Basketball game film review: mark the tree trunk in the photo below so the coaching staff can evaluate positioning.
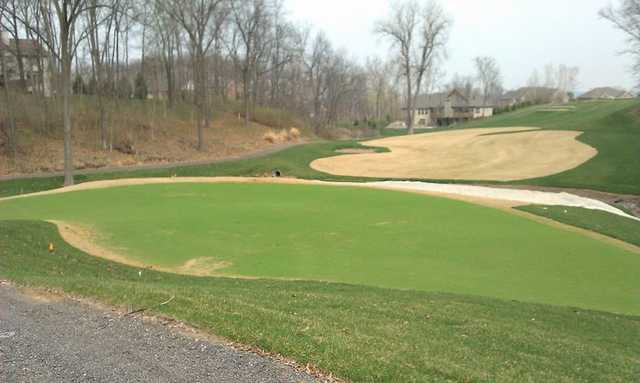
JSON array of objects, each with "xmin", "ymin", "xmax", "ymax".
[
  {"xmin": 243, "ymin": 68, "xmax": 250, "ymax": 128},
  {"xmin": 1, "ymin": 47, "xmax": 17, "ymax": 161},
  {"xmin": 61, "ymin": 30, "xmax": 74, "ymax": 186}
]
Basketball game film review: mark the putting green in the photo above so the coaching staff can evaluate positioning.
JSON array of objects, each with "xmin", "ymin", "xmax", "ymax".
[{"xmin": 1, "ymin": 182, "xmax": 638, "ymax": 314}]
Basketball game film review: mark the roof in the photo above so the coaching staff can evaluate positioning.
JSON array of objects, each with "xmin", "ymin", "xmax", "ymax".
[
  {"xmin": 414, "ymin": 89, "xmax": 492, "ymax": 108},
  {"xmin": 501, "ymin": 87, "xmax": 564, "ymax": 101},
  {"xmin": 0, "ymin": 38, "xmax": 42, "ymax": 57},
  {"xmin": 578, "ymin": 87, "xmax": 635, "ymax": 100}
]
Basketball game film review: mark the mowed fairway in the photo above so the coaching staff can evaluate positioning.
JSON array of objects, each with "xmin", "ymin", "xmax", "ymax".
[{"xmin": 1, "ymin": 182, "xmax": 639, "ymax": 314}]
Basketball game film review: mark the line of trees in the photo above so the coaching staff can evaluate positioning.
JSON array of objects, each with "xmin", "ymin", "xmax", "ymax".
[{"xmin": 0, "ymin": 0, "xmax": 405, "ymax": 184}]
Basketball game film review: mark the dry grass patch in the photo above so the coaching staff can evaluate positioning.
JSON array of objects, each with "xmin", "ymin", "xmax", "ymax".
[{"xmin": 311, "ymin": 127, "xmax": 597, "ymax": 181}]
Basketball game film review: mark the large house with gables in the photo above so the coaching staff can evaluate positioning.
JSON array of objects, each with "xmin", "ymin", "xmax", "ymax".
[
  {"xmin": 578, "ymin": 87, "xmax": 635, "ymax": 100},
  {"xmin": 499, "ymin": 87, "xmax": 569, "ymax": 107},
  {"xmin": 410, "ymin": 89, "xmax": 494, "ymax": 127}
]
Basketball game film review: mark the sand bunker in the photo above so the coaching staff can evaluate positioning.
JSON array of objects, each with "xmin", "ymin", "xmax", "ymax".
[{"xmin": 311, "ymin": 127, "xmax": 597, "ymax": 181}]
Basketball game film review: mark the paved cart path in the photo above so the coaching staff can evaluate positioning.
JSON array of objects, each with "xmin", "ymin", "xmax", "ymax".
[{"xmin": 0, "ymin": 283, "xmax": 319, "ymax": 383}]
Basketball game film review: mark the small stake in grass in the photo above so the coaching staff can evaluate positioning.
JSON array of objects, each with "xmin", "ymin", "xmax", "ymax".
[{"xmin": 47, "ymin": 242, "xmax": 55, "ymax": 254}]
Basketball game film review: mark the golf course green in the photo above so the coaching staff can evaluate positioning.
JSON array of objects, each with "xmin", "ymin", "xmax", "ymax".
[{"xmin": 1, "ymin": 182, "xmax": 638, "ymax": 315}]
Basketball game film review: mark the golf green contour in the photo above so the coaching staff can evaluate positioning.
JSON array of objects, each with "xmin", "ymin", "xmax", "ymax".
[{"xmin": 1, "ymin": 182, "xmax": 638, "ymax": 315}]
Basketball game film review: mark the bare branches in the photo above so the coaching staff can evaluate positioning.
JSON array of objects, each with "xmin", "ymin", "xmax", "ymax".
[
  {"xmin": 474, "ymin": 56, "xmax": 502, "ymax": 104},
  {"xmin": 376, "ymin": 0, "xmax": 450, "ymax": 134},
  {"xmin": 601, "ymin": 0, "xmax": 640, "ymax": 85}
]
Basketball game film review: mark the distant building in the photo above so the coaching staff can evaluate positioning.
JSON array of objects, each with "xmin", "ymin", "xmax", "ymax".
[
  {"xmin": 578, "ymin": 87, "xmax": 635, "ymax": 100},
  {"xmin": 500, "ymin": 87, "xmax": 569, "ymax": 107},
  {"xmin": 409, "ymin": 89, "xmax": 494, "ymax": 127},
  {"xmin": 0, "ymin": 32, "xmax": 50, "ymax": 96}
]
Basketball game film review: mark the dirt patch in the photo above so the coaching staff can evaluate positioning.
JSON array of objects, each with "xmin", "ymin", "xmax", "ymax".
[
  {"xmin": 176, "ymin": 257, "xmax": 233, "ymax": 276},
  {"xmin": 51, "ymin": 220, "xmax": 234, "ymax": 277},
  {"xmin": 310, "ymin": 127, "xmax": 598, "ymax": 181}
]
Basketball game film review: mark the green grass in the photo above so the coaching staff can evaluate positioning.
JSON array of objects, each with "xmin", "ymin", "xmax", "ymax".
[
  {"xmin": 1, "ymin": 182, "xmax": 639, "ymax": 315},
  {"xmin": 1, "ymin": 220, "xmax": 639, "ymax": 383},
  {"xmin": 3, "ymin": 100, "xmax": 639, "ymax": 198},
  {"xmin": 462, "ymin": 100, "xmax": 640, "ymax": 194},
  {"xmin": 517, "ymin": 205, "xmax": 640, "ymax": 248}
]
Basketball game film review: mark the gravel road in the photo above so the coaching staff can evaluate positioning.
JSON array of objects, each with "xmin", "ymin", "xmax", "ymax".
[{"xmin": 0, "ymin": 283, "xmax": 318, "ymax": 383}]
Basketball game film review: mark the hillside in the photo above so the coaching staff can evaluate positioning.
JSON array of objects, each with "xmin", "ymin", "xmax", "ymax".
[{"xmin": 0, "ymin": 95, "xmax": 313, "ymax": 176}]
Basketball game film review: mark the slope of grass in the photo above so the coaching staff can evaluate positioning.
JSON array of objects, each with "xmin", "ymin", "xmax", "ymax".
[
  {"xmin": 1, "ymin": 220, "xmax": 639, "ymax": 383},
  {"xmin": 517, "ymin": 205, "xmax": 640, "ymax": 247},
  {"xmin": 0, "ymin": 140, "xmax": 385, "ymax": 198},
  {"xmin": 1, "ymin": 183, "xmax": 639, "ymax": 315},
  {"xmin": 462, "ymin": 100, "xmax": 640, "ymax": 194}
]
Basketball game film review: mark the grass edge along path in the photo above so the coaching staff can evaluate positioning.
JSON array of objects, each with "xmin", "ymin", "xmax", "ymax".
[
  {"xmin": 1, "ymin": 220, "xmax": 639, "ymax": 383},
  {"xmin": 517, "ymin": 205, "xmax": 640, "ymax": 248}
]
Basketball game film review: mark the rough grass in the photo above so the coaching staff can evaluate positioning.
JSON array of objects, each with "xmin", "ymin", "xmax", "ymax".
[
  {"xmin": 1, "ymin": 220, "xmax": 639, "ymax": 383},
  {"xmin": 1, "ymin": 183, "xmax": 639, "ymax": 315},
  {"xmin": 461, "ymin": 100, "xmax": 640, "ymax": 195},
  {"xmin": 517, "ymin": 205, "xmax": 640, "ymax": 247}
]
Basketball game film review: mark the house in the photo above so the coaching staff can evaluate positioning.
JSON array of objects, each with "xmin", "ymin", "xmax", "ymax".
[
  {"xmin": 578, "ymin": 87, "xmax": 635, "ymax": 100},
  {"xmin": 410, "ymin": 89, "xmax": 494, "ymax": 127},
  {"xmin": 500, "ymin": 87, "xmax": 569, "ymax": 107},
  {"xmin": 0, "ymin": 32, "xmax": 50, "ymax": 96}
]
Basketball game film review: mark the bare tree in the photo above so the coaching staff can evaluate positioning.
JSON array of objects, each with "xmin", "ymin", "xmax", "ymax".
[
  {"xmin": 304, "ymin": 32, "xmax": 331, "ymax": 131},
  {"xmin": 160, "ymin": 0, "xmax": 226, "ymax": 151},
  {"xmin": 232, "ymin": 0, "xmax": 269, "ymax": 128},
  {"xmin": 474, "ymin": 56, "xmax": 502, "ymax": 103},
  {"xmin": 600, "ymin": 0, "xmax": 640, "ymax": 85},
  {"xmin": 556, "ymin": 64, "xmax": 579, "ymax": 94},
  {"xmin": 48, "ymin": 0, "xmax": 91, "ymax": 186},
  {"xmin": 0, "ymin": 7, "xmax": 17, "ymax": 160},
  {"xmin": 447, "ymin": 73, "xmax": 476, "ymax": 99},
  {"xmin": 527, "ymin": 69, "xmax": 541, "ymax": 87},
  {"xmin": 376, "ymin": 0, "xmax": 450, "ymax": 134}
]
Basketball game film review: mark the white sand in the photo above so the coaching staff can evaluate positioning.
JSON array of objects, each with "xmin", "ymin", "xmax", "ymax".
[{"xmin": 371, "ymin": 181, "xmax": 639, "ymax": 221}]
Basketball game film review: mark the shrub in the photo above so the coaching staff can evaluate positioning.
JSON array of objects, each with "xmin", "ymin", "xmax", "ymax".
[{"xmin": 134, "ymin": 72, "xmax": 148, "ymax": 100}]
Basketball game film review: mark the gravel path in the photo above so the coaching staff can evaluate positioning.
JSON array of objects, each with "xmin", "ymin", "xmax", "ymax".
[{"xmin": 0, "ymin": 283, "xmax": 319, "ymax": 383}]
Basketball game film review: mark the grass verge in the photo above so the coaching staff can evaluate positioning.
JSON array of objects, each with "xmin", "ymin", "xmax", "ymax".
[
  {"xmin": 1, "ymin": 220, "xmax": 639, "ymax": 383},
  {"xmin": 517, "ymin": 205, "xmax": 640, "ymax": 247}
]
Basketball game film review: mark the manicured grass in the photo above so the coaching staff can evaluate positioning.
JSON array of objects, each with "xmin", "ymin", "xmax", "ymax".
[
  {"xmin": 1, "ymin": 220, "xmax": 639, "ymax": 383},
  {"xmin": 1, "ymin": 182, "xmax": 639, "ymax": 315},
  {"xmin": 462, "ymin": 100, "xmax": 640, "ymax": 195},
  {"xmin": 518, "ymin": 205, "xmax": 640, "ymax": 247}
]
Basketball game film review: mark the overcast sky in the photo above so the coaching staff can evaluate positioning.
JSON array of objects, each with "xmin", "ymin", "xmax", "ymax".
[{"xmin": 285, "ymin": 0, "xmax": 635, "ymax": 92}]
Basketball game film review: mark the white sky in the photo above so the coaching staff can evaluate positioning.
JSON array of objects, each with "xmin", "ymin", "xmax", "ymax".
[{"xmin": 285, "ymin": 0, "xmax": 636, "ymax": 91}]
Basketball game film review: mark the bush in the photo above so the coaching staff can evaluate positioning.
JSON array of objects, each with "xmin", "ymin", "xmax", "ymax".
[
  {"xmin": 72, "ymin": 74, "xmax": 85, "ymax": 95},
  {"xmin": 116, "ymin": 76, "xmax": 132, "ymax": 99},
  {"xmin": 134, "ymin": 72, "xmax": 148, "ymax": 100}
]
